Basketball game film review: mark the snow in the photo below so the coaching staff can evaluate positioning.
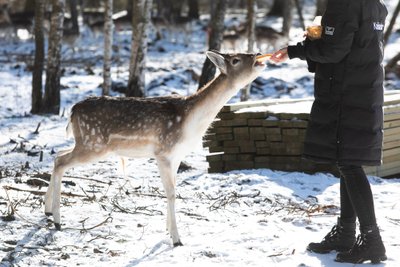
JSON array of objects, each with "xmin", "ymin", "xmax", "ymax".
[{"xmin": 1, "ymin": 2, "xmax": 400, "ymax": 266}]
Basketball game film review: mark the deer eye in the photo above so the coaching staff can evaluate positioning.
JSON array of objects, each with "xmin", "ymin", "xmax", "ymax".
[{"xmin": 231, "ymin": 58, "xmax": 241, "ymax": 65}]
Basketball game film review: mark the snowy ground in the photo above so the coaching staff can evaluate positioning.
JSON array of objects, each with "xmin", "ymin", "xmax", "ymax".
[{"xmin": 1, "ymin": 2, "xmax": 400, "ymax": 266}]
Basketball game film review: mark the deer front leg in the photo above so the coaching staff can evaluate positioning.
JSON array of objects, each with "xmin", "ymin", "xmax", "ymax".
[
  {"xmin": 44, "ymin": 163, "xmax": 64, "ymax": 230},
  {"xmin": 44, "ymin": 174, "xmax": 54, "ymax": 216},
  {"xmin": 44, "ymin": 148, "xmax": 72, "ymax": 218},
  {"xmin": 156, "ymin": 156, "xmax": 183, "ymax": 247},
  {"xmin": 46, "ymin": 148, "xmax": 84, "ymax": 230}
]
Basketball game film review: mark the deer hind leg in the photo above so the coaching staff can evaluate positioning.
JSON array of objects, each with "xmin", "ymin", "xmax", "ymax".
[{"xmin": 156, "ymin": 156, "xmax": 182, "ymax": 247}]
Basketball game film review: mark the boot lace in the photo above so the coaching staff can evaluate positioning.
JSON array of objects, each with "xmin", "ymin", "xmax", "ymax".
[
  {"xmin": 351, "ymin": 234, "xmax": 367, "ymax": 252},
  {"xmin": 322, "ymin": 225, "xmax": 341, "ymax": 243}
]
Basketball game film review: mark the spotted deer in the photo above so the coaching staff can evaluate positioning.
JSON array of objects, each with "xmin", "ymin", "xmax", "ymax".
[{"xmin": 44, "ymin": 51, "xmax": 266, "ymax": 246}]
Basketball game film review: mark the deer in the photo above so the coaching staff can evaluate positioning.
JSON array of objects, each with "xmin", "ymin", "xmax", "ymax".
[{"xmin": 44, "ymin": 51, "xmax": 266, "ymax": 247}]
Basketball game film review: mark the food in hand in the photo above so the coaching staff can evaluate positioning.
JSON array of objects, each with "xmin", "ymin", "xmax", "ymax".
[
  {"xmin": 307, "ymin": 25, "xmax": 322, "ymax": 40},
  {"xmin": 256, "ymin": 53, "xmax": 272, "ymax": 62}
]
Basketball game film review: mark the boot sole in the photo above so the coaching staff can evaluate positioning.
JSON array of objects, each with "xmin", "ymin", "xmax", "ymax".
[
  {"xmin": 307, "ymin": 246, "xmax": 352, "ymax": 254},
  {"xmin": 371, "ymin": 255, "xmax": 387, "ymax": 264},
  {"xmin": 335, "ymin": 254, "xmax": 387, "ymax": 264}
]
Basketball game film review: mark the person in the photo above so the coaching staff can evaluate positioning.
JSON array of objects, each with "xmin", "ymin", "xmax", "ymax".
[{"xmin": 270, "ymin": 0, "xmax": 388, "ymax": 264}]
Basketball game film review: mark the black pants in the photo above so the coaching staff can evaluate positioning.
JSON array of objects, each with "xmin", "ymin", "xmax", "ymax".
[{"xmin": 338, "ymin": 165, "xmax": 377, "ymax": 227}]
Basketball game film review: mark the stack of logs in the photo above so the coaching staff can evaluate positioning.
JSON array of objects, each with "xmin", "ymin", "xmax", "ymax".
[{"xmin": 204, "ymin": 93, "xmax": 400, "ymax": 177}]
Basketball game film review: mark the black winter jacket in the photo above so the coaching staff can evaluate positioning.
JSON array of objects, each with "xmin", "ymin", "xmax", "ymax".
[{"xmin": 288, "ymin": 0, "xmax": 388, "ymax": 166}]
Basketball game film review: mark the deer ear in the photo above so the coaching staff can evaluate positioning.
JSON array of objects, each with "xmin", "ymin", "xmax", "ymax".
[{"xmin": 206, "ymin": 51, "xmax": 227, "ymax": 74}]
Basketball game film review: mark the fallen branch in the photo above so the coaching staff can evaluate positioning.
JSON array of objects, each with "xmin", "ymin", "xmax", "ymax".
[
  {"xmin": 3, "ymin": 185, "xmax": 86, "ymax": 198},
  {"xmin": 209, "ymin": 190, "xmax": 260, "ymax": 211},
  {"xmin": 63, "ymin": 216, "xmax": 113, "ymax": 233},
  {"xmin": 64, "ymin": 175, "xmax": 112, "ymax": 185},
  {"xmin": 111, "ymin": 198, "xmax": 163, "ymax": 216}
]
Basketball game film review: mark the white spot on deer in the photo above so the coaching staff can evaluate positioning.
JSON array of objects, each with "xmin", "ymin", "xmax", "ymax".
[
  {"xmin": 91, "ymin": 128, "xmax": 96, "ymax": 136},
  {"xmin": 167, "ymin": 121, "xmax": 173, "ymax": 128},
  {"xmin": 83, "ymin": 135, "xmax": 90, "ymax": 144},
  {"xmin": 176, "ymin": 116, "xmax": 182, "ymax": 123}
]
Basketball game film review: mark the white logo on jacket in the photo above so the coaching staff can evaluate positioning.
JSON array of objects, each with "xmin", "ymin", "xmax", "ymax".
[
  {"xmin": 325, "ymin": 26, "xmax": 335, "ymax": 36},
  {"xmin": 373, "ymin": 22, "xmax": 384, "ymax": 31}
]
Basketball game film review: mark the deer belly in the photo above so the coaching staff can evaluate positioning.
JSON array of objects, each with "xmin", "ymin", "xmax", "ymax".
[{"xmin": 108, "ymin": 134, "xmax": 157, "ymax": 158}]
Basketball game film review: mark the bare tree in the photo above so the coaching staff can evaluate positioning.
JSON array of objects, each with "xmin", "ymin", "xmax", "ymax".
[
  {"xmin": 0, "ymin": 0, "xmax": 11, "ymax": 26},
  {"xmin": 282, "ymin": 0, "xmax": 293, "ymax": 37},
  {"xmin": 384, "ymin": 0, "xmax": 400, "ymax": 46},
  {"xmin": 43, "ymin": 0, "xmax": 65, "ymax": 114},
  {"xmin": 267, "ymin": 0, "xmax": 293, "ymax": 37},
  {"xmin": 68, "ymin": 0, "xmax": 79, "ymax": 34},
  {"xmin": 188, "ymin": 0, "xmax": 199, "ymax": 20},
  {"xmin": 126, "ymin": 0, "xmax": 153, "ymax": 97},
  {"xmin": 267, "ymin": 0, "xmax": 284, "ymax": 16},
  {"xmin": 240, "ymin": 0, "xmax": 256, "ymax": 101},
  {"xmin": 294, "ymin": 0, "xmax": 305, "ymax": 30},
  {"xmin": 198, "ymin": 0, "xmax": 227, "ymax": 89},
  {"xmin": 171, "ymin": 0, "xmax": 184, "ymax": 21},
  {"xmin": 31, "ymin": 0, "xmax": 46, "ymax": 114},
  {"xmin": 103, "ymin": 0, "xmax": 113, "ymax": 96}
]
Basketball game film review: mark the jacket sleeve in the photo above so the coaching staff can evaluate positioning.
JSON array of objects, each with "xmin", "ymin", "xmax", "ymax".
[{"xmin": 288, "ymin": 0, "xmax": 360, "ymax": 64}]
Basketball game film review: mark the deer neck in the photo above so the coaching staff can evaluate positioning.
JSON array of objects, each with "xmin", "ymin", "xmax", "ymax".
[{"xmin": 184, "ymin": 74, "xmax": 239, "ymax": 136}]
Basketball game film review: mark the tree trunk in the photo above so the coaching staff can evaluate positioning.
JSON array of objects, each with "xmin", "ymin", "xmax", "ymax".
[
  {"xmin": 267, "ymin": 0, "xmax": 284, "ymax": 16},
  {"xmin": 198, "ymin": 0, "xmax": 227, "ymax": 89},
  {"xmin": 240, "ymin": 0, "xmax": 256, "ymax": 102},
  {"xmin": 316, "ymin": 0, "xmax": 328, "ymax": 16},
  {"xmin": 171, "ymin": 0, "xmax": 184, "ymax": 21},
  {"xmin": 126, "ymin": 0, "xmax": 153, "ymax": 97},
  {"xmin": 157, "ymin": 0, "xmax": 173, "ymax": 22},
  {"xmin": 282, "ymin": 0, "xmax": 293, "ymax": 36},
  {"xmin": 384, "ymin": 0, "xmax": 400, "ymax": 46},
  {"xmin": 69, "ymin": 0, "xmax": 80, "ymax": 34},
  {"xmin": 43, "ymin": 0, "xmax": 65, "ymax": 115},
  {"xmin": 31, "ymin": 0, "xmax": 45, "ymax": 114},
  {"xmin": 385, "ymin": 51, "xmax": 400, "ymax": 72},
  {"xmin": 294, "ymin": 0, "xmax": 305, "ymax": 31},
  {"xmin": 188, "ymin": 0, "xmax": 199, "ymax": 20},
  {"xmin": 103, "ymin": 0, "xmax": 113, "ymax": 96}
]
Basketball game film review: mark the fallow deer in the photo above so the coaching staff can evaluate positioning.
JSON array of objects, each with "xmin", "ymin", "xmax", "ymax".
[{"xmin": 44, "ymin": 51, "xmax": 266, "ymax": 246}]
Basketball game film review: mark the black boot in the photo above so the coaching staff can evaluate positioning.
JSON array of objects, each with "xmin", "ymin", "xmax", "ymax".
[
  {"xmin": 307, "ymin": 217, "xmax": 356, "ymax": 254},
  {"xmin": 335, "ymin": 225, "xmax": 387, "ymax": 264}
]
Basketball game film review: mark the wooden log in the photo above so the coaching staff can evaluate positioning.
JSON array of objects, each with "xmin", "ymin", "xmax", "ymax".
[
  {"xmin": 206, "ymin": 154, "xmax": 222, "ymax": 162},
  {"xmin": 249, "ymin": 127, "xmax": 266, "ymax": 140},
  {"xmin": 222, "ymin": 154, "xmax": 237, "ymax": 161},
  {"xmin": 224, "ymin": 147, "xmax": 240, "ymax": 154},
  {"xmin": 212, "ymin": 127, "xmax": 233, "ymax": 134},
  {"xmin": 215, "ymin": 118, "xmax": 248, "ymax": 127},
  {"xmin": 233, "ymin": 127, "xmax": 250, "ymax": 140},
  {"xmin": 384, "ymin": 119, "xmax": 400, "ymax": 129},
  {"xmin": 248, "ymin": 119, "xmax": 264, "ymax": 126},
  {"xmin": 383, "ymin": 139, "xmax": 400, "ymax": 150},
  {"xmin": 384, "ymin": 113, "xmax": 400, "ymax": 122},
  {"xmin": 384, "ymin": 126, "xmax": 400, "ymax": 137},
  {"xmin": 216, "ymin": 133, "xmax": 233, "ymax": 141}
]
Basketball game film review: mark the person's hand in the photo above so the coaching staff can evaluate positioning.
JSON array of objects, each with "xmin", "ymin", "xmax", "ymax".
[{"xmin": 270, "ymin": 48, "xmax": 289, "ymax": 63}]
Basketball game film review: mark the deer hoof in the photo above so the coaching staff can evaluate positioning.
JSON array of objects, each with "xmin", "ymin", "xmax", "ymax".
[
  {"xmin": 173, "ymin": 240, "xmax": 183, "ymax": 247},
  {"xmin": 45, "ymin": 212, "xmax": 53, "ymax": 217},
  {"xmin": 54, "ymin": 223, "xmax": 61, "ymax": 231}
]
